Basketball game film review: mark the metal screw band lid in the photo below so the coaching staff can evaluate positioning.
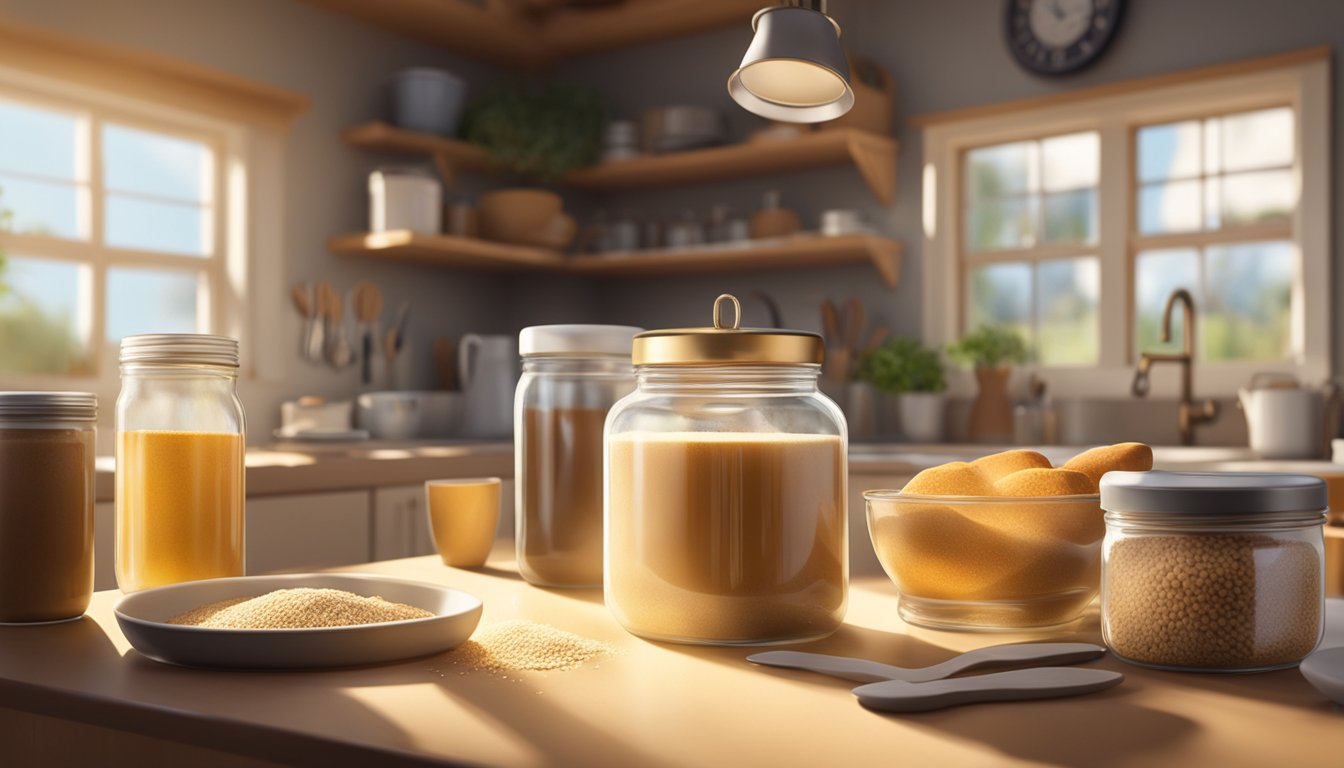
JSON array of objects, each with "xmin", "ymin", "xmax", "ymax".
[
  {"xmin": 120, "ymin": 334, "xmax": 240, "ymax": 368},
  {"xmin": 0, "ymin": 391, "xmax": 97, "ymax": 420},
  {"xmin": 632, "ymin": 293, "xmax": 824, "ymax": 366}
]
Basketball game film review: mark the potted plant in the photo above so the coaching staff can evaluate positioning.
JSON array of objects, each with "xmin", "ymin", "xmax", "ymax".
[
  {"xmin": 461, "ymin": 82, "xmax": 604, "ymax": 182},
  {"xmin": 858, "ymin": 338, "xmax": 948, "ymax": 442},
  {"xmin": 946, "ymin": 326, "xmax": 1028, "ymax": 442}
]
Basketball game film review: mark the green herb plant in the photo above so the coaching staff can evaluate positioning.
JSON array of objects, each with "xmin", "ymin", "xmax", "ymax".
[
  {"xmin": 462, "ymin": 82, "xmax": 604, "ymax": 182},
  {"xmin": 859, "ymin": 338, "xmax": 946, "ymax": 394},
  {"xmin": 946, "ymin": 325, "xmax": 1029, "ymax": 369}
]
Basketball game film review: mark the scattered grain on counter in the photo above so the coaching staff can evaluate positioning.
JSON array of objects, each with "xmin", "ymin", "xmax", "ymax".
[
  {"xmin": 1105, "ymin": 535, "xmax": 1322, "ymax": 669},
  {"xmin": 168, "ymin": 588, "xmax": 434, "ymax": 629},
  {"xmin": 451, "ymin": 620, "xmax": 611, "ymax": 673}
]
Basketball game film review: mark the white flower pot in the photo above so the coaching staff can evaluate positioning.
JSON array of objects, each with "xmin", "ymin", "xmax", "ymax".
[{"xmin": 899, "ymin": 392, "xmax": 947, "ymax": 443}]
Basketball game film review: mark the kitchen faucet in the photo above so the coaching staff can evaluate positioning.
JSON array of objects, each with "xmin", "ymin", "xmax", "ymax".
[{"xmin": 1131, "ymin": 288, "xmax": 1219, "ymax": 446}]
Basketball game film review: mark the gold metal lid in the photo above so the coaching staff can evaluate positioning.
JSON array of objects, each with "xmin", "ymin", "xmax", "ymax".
[{"xmin": 632, "ymin": 294, "xmax": 824, "ymax": 366}]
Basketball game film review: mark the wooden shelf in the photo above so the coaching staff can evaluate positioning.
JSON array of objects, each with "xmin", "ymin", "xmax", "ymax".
[
  {"xmin": 343, "ymin": 122, "xmax": 899, "ymax": 204},
  {"xmin": 571, "ymin": 235, "xmax": 902, "ymax": 287},
  {"xmin": 301, "ymin": 0, "xmax": 762, "ymax": 69},
  {"xmin": 566, "ymin": 129, "xmax": 898, "ymax": 204},
  {"xmin": 328, "ymin": 231, "xmax": 566, "ymax": 271},
  {"xmin": 330, "ymin": 231, "xmax": 902, "ymax": 288}
]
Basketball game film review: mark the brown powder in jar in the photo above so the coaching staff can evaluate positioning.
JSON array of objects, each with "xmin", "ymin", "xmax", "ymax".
[
  {"xmin": 168, "ymin": 588, "xmax": 434, "ymax": 629},
  {"xmin": 606, "ymin": 432, "xmax": 846, "ymax": 643},
  {"xmin": 0, "ymin": 428, "xmax": 95, "ymax": 624},
  {"xmin": 1105, "ymin": 534, "xmax": 1322, "ymax": 669},
  {"xmin": 519, "ymin": 407, "xmax": 607, "ymax": 587},
  {"xmin": 450, "ymin": 620, "xmax": 612, "ymax": 672}
]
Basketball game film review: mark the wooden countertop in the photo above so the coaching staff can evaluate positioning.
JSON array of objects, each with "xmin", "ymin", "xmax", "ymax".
[
  {"xmin": 94, "ymin": 440, "xmax": 514, "ymax": 501},
  {"xmin": 0, "ymin": 551, "xmax": 1339, "ymax": 767}
]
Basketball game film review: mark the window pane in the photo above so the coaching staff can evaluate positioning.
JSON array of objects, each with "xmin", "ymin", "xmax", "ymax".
[
  {"xmin": 1137, "ymin": 120, "xmax": 1201, "ymax": 182},
  {"xmin": 1138, "ymin": 180, "xmax": 1201, "ymax": 234},
  {"xmin": 1202, "ymin": 241, "xmax": 1293, "ymax": 361},
  {"xmin": 968, "ymin": 262, "xmax": 1033, "ymax": 347},
  {"xmin": 1219, "ymin": 169, "xmax": 1294, "ymax": 228},
  {"xmin": 103, "ymin": 124, "xmax": 212, "ymax": 203},
  {"xmin": 1220, "ymin": 107, "xmax": 1293, "ymax": 173},
  {"xmin": 106, "ymin": 267, "xmax": 201, "ymax": 340},
  {"xmin": 1135, "ymin": 248, "xmax": 1199, "ymax": 357},
  {"xmin": 105, "ymin": 195, "xmax": 210, "ymax": 256},
  {"xmin": 0, "ymin": 175, "xmax": 84, "ymax": 238},
  {"xmin": 1042, "ymin": 189, "xmax": 1096, "ymax": 244},
  {"xmin": 966, "ymin": 196, "xmax": 1037, "ymax": 251},
  {"xmin": 1042, "ymin": 132, "xmax": 1098, "ymax": 191},
  {"xmin": 966, "ymin": 141, "xmax": 1038, "ymax": 199},
  {"xmin": 0, "ymin": 99, "xmax": 81, "ymax": 181},
  {"xmin": 0, "ymin": 255, "xmax": 92, "ymax": 375},
  {"xmin": 1037, "ymin": 257, "xmax": 1099, "ymax": 366}
]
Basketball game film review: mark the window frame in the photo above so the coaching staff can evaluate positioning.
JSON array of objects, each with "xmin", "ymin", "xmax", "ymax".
[
  {"xmin": 0, "ymin": 61, "xmax": 280, "ymax": 395},
  {"xmin": 920, "ymin": 52, "xmax": 1330, "ymax": 399}
]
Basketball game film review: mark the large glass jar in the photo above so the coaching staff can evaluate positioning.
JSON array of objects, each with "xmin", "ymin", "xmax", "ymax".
[
  {"xmin": 515, "ymin": 324, "xmax": 641, "ymax": 588},
  {"xmin": 1101, "ymin": 471, "xmax": 1326, "ymax": 672},
  {"xmin": 0, "ymin": 392, "xmax": 96, "ymax": 623},
  {"xmin": 605, "ymin": 294, "xmax": 848, "ymax": 645},
  {"xmin": 116, "ymin": 335, "xmax": 245, "ymax": 592}
]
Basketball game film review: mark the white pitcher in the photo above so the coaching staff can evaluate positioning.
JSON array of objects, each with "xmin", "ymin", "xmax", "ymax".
[
  {"xmin": 459, "ymin": 334, "xmax": 518, "ymax": 438},
  {"xmin": 1237, "ymin": 373, "xmax": 1334, "ymax": 459}
]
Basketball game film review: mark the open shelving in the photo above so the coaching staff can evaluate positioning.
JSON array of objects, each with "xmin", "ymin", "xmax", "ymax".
[
  {"xmin": 343, "ymin": 121, "xmax": 898, "ymax": 203},
  {"xmin": 330, "ymin": 231, "xmax": 903, "ymax": 288}
]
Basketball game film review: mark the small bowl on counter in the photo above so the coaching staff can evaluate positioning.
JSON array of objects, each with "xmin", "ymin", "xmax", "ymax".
[
  {"xmin": 865, "ymin": 491, "xmax": 1104, "ymax": 631},
  {"xmin": 356, "ymin": 391, "xmax": 463, "ymax": 440}
]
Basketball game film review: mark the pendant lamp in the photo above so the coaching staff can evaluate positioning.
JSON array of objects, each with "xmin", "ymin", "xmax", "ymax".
[{"xmin": 727, "ymin": 0, "xmax": 853, "ymax": 123}]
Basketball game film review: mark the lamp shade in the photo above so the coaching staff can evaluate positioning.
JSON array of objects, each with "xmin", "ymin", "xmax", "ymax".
[{"xmin": 727, "ymin": 4, "xmax": 853, "ymax": 123}]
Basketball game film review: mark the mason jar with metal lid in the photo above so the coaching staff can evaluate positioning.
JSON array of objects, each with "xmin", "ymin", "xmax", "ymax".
[
  {"xmin": 514, "ymin": 324, "xmax": 642, "ymax": 588},
  {"xmin": 0, "ymin": 392, "xmax": 97, "ymax": 624},
  {"xmin": 116, "ymin": 334, "xmax": 245, "ymax": 592},
  {"xmin": 604, "ymin": 294, "xmax": 848, "ymax": 645},
  {"xmin": 1100, "ymin": 471, "xmax": 1327, "ymax": 672}
]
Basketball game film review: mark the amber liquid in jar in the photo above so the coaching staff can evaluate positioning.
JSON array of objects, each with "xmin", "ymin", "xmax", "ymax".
[
  {"xmin": 116, "ymin": 430, "xmax": 244, "ymax": 591},
  {"xmin": 606, "ymin": 432, "xmax": 847, "ymax": 644}
]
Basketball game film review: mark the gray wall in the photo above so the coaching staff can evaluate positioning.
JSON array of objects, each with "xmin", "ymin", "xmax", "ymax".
[{"xmin": 557, "ymin": 0, "xmax": 1342, "ymax": 373}]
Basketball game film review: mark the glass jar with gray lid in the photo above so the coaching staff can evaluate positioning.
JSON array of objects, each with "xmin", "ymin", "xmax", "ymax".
[
  {"xmin": 1100, "ymin": 471, "xmax": 1326, "ymax": 672},
  {"xmin": 0, "ymin": 391, "xmax": 97, "ymax": 624}
]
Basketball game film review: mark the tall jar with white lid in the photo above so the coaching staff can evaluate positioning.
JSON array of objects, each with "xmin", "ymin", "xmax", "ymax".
[
  {"xmin": 1100, "ymin": 471, "xmax": 1326, "ymax": 672},
  {"xmin": 515, "ymin": 324, "xmax": 642, "ymax": 588},
  {"xmin": 116, "ymin": 334, "xmax": 245, "ymax": 592},
  {"xmin": 605, "ymin": 294, "xmax": 848, "ymax": 645}
]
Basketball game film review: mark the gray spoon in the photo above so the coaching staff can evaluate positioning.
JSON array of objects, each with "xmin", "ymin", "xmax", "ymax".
[
  {"xmin": 747, "ymin": 642, "xmax": 1106, "ymax": 684},
  {"xmin": 853, "ymin": 667, "xmax": 1124, "ymax": 713}
]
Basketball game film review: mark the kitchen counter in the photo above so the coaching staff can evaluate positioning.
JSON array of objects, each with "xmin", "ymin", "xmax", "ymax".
[
  {"xmin": 1, "ymin": 550, "xmax": 1339, "ymax": 767},
  {"xmin": 93, "ymin": 440, "xmax": 514, "ymax": 501}
]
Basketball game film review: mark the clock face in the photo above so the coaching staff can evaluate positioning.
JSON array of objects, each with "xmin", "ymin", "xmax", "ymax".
[{"xmin": 1006, "ymin": 0, "xmax": 1125, "ymax": 75}]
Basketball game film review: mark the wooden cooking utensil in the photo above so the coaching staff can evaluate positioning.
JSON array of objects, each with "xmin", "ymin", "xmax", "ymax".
[
  {"xmin": 820, "ymin": 300, "xmax": 841, "ymax": 346},
  {"xmin": 843, "ymin": 297, "xmax": 865, "ymax": 357},
  {"xmin": 863, "ymin": 326, "xmax": 890, "ymax": 354},
  {"xmin": 434, "ymin": 337, "xmax": 458, "ymax": 391}
]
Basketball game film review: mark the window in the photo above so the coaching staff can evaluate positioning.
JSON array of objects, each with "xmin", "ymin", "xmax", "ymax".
[
  {"xmin": 1134, "ymin": 107, "xmax": 1295, "ymax": 361},
  {"xmin": 963, "ymin": 132, "xmax": 1101, "ymax": 366},
  {"xmin": 0, "ymin": 92, "xmax": 220, "ymax": 376},
  {"xmin": 921, "ymin": 50, "xmax": 1330, "ymax": 396}
]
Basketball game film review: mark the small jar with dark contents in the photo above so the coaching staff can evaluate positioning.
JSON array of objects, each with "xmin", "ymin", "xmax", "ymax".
[{"xmin": 0, "ymin": 392, "xmax": 97, "ymax": 624}]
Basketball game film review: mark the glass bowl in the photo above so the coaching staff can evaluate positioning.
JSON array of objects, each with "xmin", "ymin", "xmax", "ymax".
[{"xmin": 864, "ymin": 491, "xmax": 1104, "ymax": 630}]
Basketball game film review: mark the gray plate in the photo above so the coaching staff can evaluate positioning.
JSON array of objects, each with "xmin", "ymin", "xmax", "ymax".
[{"xmin": 114, "ymin": 573, "xmax": 482, "ymax": 670}]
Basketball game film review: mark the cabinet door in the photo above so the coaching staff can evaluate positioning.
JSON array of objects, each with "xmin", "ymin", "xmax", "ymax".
[
  {"xmin": 94, "ymin": 502, "xmax": 116, "ymax": 592},
  {"xmin": 372, "ymin": 485, "xmax": 436, "ymax": 562},
  {"xmin": 246, "ymin": 491, "xmax": 370, "ymax": 575}
]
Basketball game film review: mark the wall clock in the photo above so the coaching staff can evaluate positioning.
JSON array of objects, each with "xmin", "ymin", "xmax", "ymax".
[{"xmin": 1005, "ymin": 0, "xmax": 1125, "ymax": 76}]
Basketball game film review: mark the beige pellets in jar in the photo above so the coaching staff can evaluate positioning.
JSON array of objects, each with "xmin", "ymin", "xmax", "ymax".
[{"xmin": 1100, "ymin": 471, "xmax": 1327, "ymax": 673}]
